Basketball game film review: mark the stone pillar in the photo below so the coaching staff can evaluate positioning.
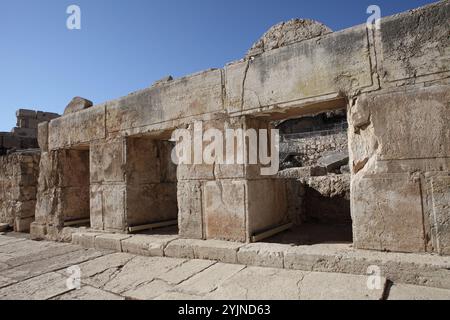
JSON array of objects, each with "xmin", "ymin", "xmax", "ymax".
[
  {"xmin": 177, "ymin": 116, "xmax": 288, "ymax": 243},
  {"xmin": 349, "ymin": 85, "xmax": 450, "ymax": 254},
  {"xmin": 90, "ymin": 137, "xmax": 127, "ymax": 232}
]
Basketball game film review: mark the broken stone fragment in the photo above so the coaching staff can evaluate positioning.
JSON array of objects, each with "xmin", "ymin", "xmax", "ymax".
[
  {"xmin": 317, "ymin": 151, "xmax": 349, "ymax": 172},
  {"xmin": 246, "ymin": 19, "xmax": 332, "ymax": 59},
  {"xmin": 64, "ymin": 97, "xmax": 93, "ymax": 115}
]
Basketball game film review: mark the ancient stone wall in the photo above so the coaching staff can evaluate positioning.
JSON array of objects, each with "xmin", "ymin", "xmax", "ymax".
[
  {"xmin": 30, "ymin": 1, "xmax": 450, "ymax": 255},
  {"xmin": 0, "ymin": 151, "xmax": 40, "ymax": 232}
]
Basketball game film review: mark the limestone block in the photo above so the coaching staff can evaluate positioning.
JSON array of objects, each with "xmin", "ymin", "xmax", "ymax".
[
  {"xmin": 164, "ymin": 239, "xmax": 196, "ymax": 259},
  {"xmin": 125, "ymin": 137, "xmax": 161, "ymax": 185},
  {"xmin": 204, "ymin": 180, "xmax": 247, "ymax": 242},
  {"xmin": 246, "ymin": 19, "xmax": 332, "ymax": 58},
  {"xmin": 106, "ymin": 69, "xmax": 224, "ymax": 133},
  {"xmin": 89, "ymin": 184, "xmax": 103, "ymax": 230},
  {"xmin": 193, "ymin": 239, "xmax": 244, "ymax": 264},
  {"xmin": 29, "ymin": 222, "xmax": 47, "ymax": 240},
  {"xmin": 14, "ymin": 217, "xmax": 34, "ymax": 232},
  {"xmin": 12, "ymin": 127, "xmax": 36, "ymax": 138},
  {"xmin": 370, "ymin": 86, "xmax": 450, "ymax": 161},
  {"xmin": 317, "ymin": 151, "xmax": 349, "ymax": 172},
  {"xmin": 48, "ymin": 104, "xmax": 106, "ymax": 150},
  {"xmin": 178, "ymin": 181, "xmax": 204, "ymax": 240},
  {"xmin": 431, "ymin": 176, "xmax": 450, "ymax": 256},
  {"xmin": 237, "ymin": 243, "xmax": 292, "ymax": 268},
  {"xmin": 126, "ymin": 183, "xmax": 178, "ymax": 227},
  {"xmin": 37, "ymin": 122, "xmax": 48, "ymax": 152},
  {"xmin": 94, "ymin": 234, "xmax": 131, "ymax": 252},
  {"xmin": 380, "ymin": 1, "xmax": 450, "ymax": 83},
  {"xmin": 225, "ymin": 25, "xmax": 373, "ymax": 112},
  {"xmin": 90, "ymin": 138, "xmax": 126, "ymax": 183},
  {"xmin": 121, "ymin": 234, "xmax": 178, "ymax": 257},
  {"xmin": 102, "ymin": 184, "xmax": 127, "ymax": 231},
  {"xmin": 64, "ymin": 97, "xmax": 93, "ymax": 115},
  {"xmin": 352, "ymin": 174, "xmax": 426, "ymax": 253}
]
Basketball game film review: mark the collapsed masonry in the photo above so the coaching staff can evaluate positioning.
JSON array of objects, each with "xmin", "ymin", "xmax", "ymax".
[
  {"xmin": 0, "ymin": 110, "xmax": 59, "ymax": 232},
  {"xmin": 1, "ymin": 2, "xmax": 447, "ymax": 256}
]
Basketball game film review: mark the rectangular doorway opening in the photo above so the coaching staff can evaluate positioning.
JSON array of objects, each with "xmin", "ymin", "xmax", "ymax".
[
  {"xmin": 268, "ymin": 108, "xmax": 352, "ymax": 245},
  {"xmin": 62, "ymin": 147, "xmax": 91, "ymax": 228},
  {"xmin": 126, "ymin": 134, "xmax": 178, "ymax": 235}
]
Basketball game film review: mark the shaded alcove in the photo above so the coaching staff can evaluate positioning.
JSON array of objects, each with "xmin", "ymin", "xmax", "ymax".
[{"xmin": 125, "ymin": 135, "xmax": 178, "ymax": 234}]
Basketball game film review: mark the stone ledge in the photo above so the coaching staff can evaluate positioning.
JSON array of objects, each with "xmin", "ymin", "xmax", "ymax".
[{"xmin": 71, "ymin": 231, "xmax": 450, "ymax": 289}]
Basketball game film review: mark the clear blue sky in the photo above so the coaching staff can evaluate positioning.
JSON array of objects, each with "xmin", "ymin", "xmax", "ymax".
[{"xmin": 0, "ymin": 0, "xmax": 437, "ymax": 131}]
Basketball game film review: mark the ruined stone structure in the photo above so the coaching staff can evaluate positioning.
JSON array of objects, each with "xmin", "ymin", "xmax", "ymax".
[
  {"xmin": 26, "ymin": 2, "xmax": 449, "ymax": 256},
  {"xmin": 0, "ymin": 109, "xmax": 59, "ymax": 155},
  {"xmin": 0, "ymin": 110, "xmax": 59, "ymax": 232}
]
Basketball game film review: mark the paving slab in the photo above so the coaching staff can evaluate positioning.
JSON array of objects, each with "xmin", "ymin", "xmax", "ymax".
[
  {"xmin": 387, "ymin": 283, "xmax": 450, "ymax": 300},
  {"xmin": 158, "ymin": 259, "xmax": 216, "ymax": 285},
  {"xmin": 63, "ymin": 252, "xmax": 136, "ymax": 288},
  {"xmin": 0, "ymin": 275, "xmax": 17, "ymax": 289},
  {"xmin": 52, "ymin": 285, "xmax": 125, "ymax": 300},
  {"xmin": 175, "ymin": 263, "xmax": 246, "ymax": 296},
  {"xmin": 101, "ymin": 256, "xmax": 186, "ymax": 294},
  {"xmin": 298, "ymin": 272, "xmax": 386, "ymax": 300},
  {"xmin": 0, "ymin": 272, "xmax": 72, "ymax": 300},
  {"xmin": 207, "ymin": 266, "xmax": 306, "ymax": 300},
  {"xmin": 0, "ymin": 248, "xmax": 108, "ymax": 281},
  {"xmin": 0, "ymin": 235, "xmax": 26, "ymax": 248}
]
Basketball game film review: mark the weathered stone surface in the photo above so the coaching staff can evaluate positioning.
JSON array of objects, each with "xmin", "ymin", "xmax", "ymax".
[
  {"xmin": 52, "ymin": 285, "xmax": 125, "ymax": 300},
  {"xmin": 0, "ymin": 224, "xmax": 9, "ymax": 232},
  {"xmin": 175, "ymin": 263, "xmax": 245, "ymax": 296},
  {"xmin": 0, "ymin": 248, "xmax": 106, "ymax": 281},
  {"xmin": 94, "ymin": 234, "xmax": 131, "ymax": 252},
  {"xmin": 317, "ymin": 151, "xmax": 349, "ymax": 172},
  {"xmin": 237, "ymin": 243, "xmax": 292, "ymax": 268},
  {"xmin": 352, "ymin": 174, "xmax": 426, "ymax": 253},
  {"xmin": 48, "ymin": 104, "xmax": 106, "ymax": 150},
  {"xmin": 193, "ymin": 240, "xmax": 244, "ymax": 264},
  {"xmin": 431, "ymin": 176, "xmax": 450, "ymax": 256},
  {"xmin": 121, "ymin": 234, "xmax": 178, "ymax": 257},
  {"xmin": 204, "ymin": 180, "xmax": 247, "ymax": 242},
  {"xmin": 106, "ymin": 69, "xmax": 224, "ymax": 134},
  {"xmin": 64, "ymin": 97, "xmax": 93, "ymax": 115},
  {"xmin": 246, "ymin": 19, "xmax": 332, "ymax": 58},
  {"xmin": 298, "ymin": 272, "xmax": 386, "ymax": 300},
  {"xmin": 207, "ymin": 266, "xmax": 306, "ymax": 300},
  {"xmin": 165, "ymin": 239, "xmax": 196, "ymax": 259},
  {"xmin": 178, "ymin": 181, "xmax": 204, "ymax": 240},
  {"xmin": 0, "ymin": 272, "xmax": 71, "ymax": 300},
  {"xmin": 388, "ymin": 283, "xmax": 450, "ymax": 300},
  {"xmin": 158, "ymin": 259, "xmax": 215, "ymax": 285},
  {"xmin": 380, "ymin": 1, "xmax": 450, "ymax": 84}
]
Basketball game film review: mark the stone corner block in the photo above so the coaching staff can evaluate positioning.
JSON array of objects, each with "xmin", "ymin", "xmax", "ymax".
[
  {"xmin": 94, "ymin": 233, "xmax": 132, "ymax": 252},
  {"xmin": 121, "ymin": 235, "xmax": 179, "ymax": 257},
  {"xmin": 237, "ymin": 243, "xmax": 293, "ymax": 268}
]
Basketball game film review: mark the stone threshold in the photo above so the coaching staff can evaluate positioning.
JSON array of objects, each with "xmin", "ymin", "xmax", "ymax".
[{"xmin": 72, "ymin": 231, "xmax": 450, "ymax": 290}]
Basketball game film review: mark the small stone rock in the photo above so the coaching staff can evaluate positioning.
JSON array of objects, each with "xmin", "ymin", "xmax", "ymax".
[{"xmin": 64, "ymin": 97, "xmax": 93, "ymax": 115}]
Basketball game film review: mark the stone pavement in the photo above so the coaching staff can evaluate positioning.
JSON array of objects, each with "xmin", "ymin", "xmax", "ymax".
[{"xmin": 1, "ymin": 233, "xmax": 450, "ymax": 300}]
